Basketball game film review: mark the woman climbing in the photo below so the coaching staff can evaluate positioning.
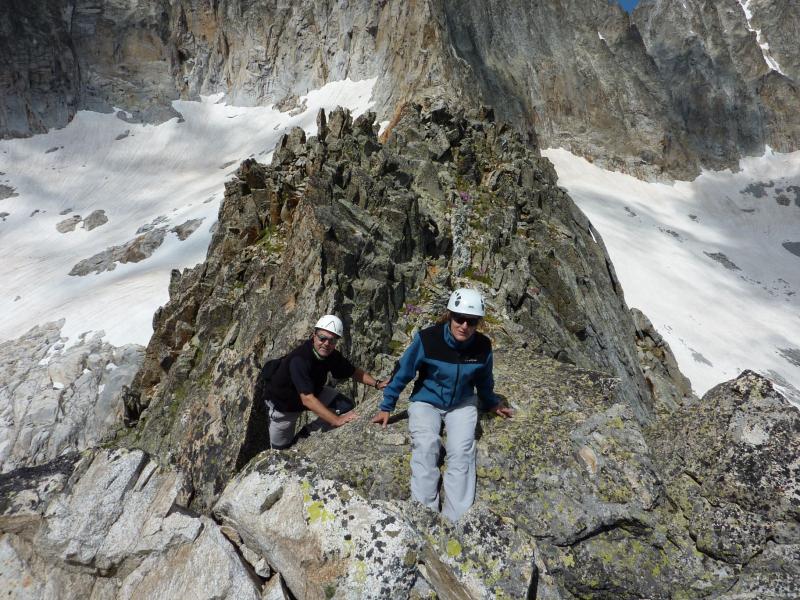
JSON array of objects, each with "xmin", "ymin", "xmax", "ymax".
[{"xmin": 372, "ymin": 288, "xmax": 513, "ymax": 521}]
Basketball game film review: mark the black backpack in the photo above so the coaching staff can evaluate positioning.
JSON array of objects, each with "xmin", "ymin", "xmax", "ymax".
[
  {"xmin": 254, "ymin": 357, "xmax": 282, "ymax": 405},
  {"xmin": 236, "ymin": 356, "xmax": 284, "ymax": 469}
]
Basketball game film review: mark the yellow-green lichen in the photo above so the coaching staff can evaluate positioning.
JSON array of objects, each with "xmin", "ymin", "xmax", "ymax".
[
  {"xmin": 607, "ymin": 416, "xmax": 625, "ymax": 429},
  {"xmin": 446, "ymin": 539, "xmax": 463, "ymax": 558},
  {"xmin": 256, "ymin": 225, "xmax": 285, "ymax": 255},
  {"xmin": 485, "ymin": 562, "xmax": 502, "ymax": 586},
  {"xmin": 477, "ymin": 465, "xmax": 503, "ymax": 481},
  {"xmin": 459, "ymin": 557, "xmax": 476, "ymax": 574},
  {"xmin": 307, "ymin": 500, "xmax": 334, "ymax": 523},
  {"xmin": 388, "ymin": 340, "xmax": 406, "ymax": 355},
  {"xmin": 354, "ymin": 559, "xmax": 368, "ymax": 583}
]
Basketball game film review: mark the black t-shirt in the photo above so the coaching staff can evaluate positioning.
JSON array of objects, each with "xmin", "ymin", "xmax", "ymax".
[{"xmin": 267, "ymin": 339, "xmax": 356, "ymax": 412}]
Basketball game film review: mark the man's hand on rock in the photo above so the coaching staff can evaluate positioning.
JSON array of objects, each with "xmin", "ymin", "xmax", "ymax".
[{"xmin": 334, "ymin": 411, "xmax": 359, "ymax": 427}]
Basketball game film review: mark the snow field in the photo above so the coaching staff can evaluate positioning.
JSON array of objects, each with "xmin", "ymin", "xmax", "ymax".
[
  {"xmin": 544, "ymin": 147, "xmax": 800, "ymax": 402},
  {"xmin": 0, "ymin": 79, "xmax": 377, "ymax": 348}
]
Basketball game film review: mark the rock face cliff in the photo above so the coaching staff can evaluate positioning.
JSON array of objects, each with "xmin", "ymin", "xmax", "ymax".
[
  {"xmin": 3, "ymin": 0, "xmax": 799, "ymax": 178},
  {"xmin": 0, "ymin": 1, "xmax": 80, "ymax": 137},
  {"xmin": 633, "ymin": 0, "xmax": 800, "ymax": 170},
  {"xmin": 744, "ymin": 0, "xmax": 800, "ymax": 83},
  {"xmin": 69, "ymin": 0, "xmax": 183, "ymax": 123},
  {"xmin": 118, "ymin": 104, "xmax": 664, "ymax": 512}
]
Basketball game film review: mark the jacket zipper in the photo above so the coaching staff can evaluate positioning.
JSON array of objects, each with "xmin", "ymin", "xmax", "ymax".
[{"xmin": 452, "ymin": 360, "xmax": 460, "ymax": 405}]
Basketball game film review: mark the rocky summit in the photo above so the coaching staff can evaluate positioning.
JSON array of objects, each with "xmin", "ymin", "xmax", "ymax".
[
  {"xmin": 1, "ymin": 104, "xmax": 794, "ymax": 598},
  {"xmin": 3, "ymin": 339, "xmax": 798, "ymax": 597}
]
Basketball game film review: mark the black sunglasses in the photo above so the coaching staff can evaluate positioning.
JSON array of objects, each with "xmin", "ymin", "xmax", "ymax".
[
  {"xmin": 316, "ymin": 333, "xmax": 339, "ymax": 344},
  {"xmin": 451, "ymin": 314, "xmax": 480, "ymax": 327}
]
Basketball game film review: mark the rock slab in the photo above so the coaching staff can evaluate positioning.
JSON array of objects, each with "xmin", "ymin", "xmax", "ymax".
[{"xmin": 0, "ymin": 321, "xmax": 143, "ymax": 473}]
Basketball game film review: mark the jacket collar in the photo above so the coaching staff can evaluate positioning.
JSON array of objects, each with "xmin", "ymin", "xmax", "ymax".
[{"xmin": 305, "ymin": 338, "xmax": 328, "ymax": 361}]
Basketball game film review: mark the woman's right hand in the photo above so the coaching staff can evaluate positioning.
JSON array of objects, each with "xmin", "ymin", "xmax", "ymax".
[
  {"xmin": 490, "ymin": 405, "xmax": 514, "ymax": 419},
  {"xmin": 371, "ymin": 411, "xmax": 390, "ymax": 428}
]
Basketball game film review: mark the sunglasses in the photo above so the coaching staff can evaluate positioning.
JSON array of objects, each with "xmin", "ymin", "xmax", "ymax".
[
  {"xmin": 316, "ymin": 333, "xmax": 339, "ymax": 345},
  {"xmin": 451, "ymin": 314, "xmax": 480, "ymax": 327}
]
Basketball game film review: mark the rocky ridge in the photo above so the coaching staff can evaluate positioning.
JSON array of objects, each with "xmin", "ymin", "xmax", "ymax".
[
  {"xmin": 4, "ymin": 354, "xmax": 797, "ymax": 597},
  {"xmin": 116, "ymin": 103, "xmax": 677, "ymax": 513},
  {"xmin": 103, "ymin": 103, "xmax": 795, "ymax": 596},
  {"xmin": 278, "ymin": 352, "xmax": 800, "ymax": 598}
]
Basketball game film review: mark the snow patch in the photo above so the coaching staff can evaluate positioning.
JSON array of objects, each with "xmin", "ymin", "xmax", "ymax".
[{"xmin": 543, "ymin": 146, "xmax": 800, "ymax": 403}]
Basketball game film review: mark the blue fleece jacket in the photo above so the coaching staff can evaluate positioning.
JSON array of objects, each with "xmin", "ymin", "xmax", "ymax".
[{"xmin": 380, "ymin": 323, "xmax": 500, "ymax": 412}]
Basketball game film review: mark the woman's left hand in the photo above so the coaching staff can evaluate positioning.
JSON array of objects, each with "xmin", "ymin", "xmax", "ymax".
[
  {"xmin": 490, "ymin": 405, "xmax": 513, "ymax": 419},
  {"xmin": 371, "ymin": 411, "xmax": 390, "ymax": 428}
]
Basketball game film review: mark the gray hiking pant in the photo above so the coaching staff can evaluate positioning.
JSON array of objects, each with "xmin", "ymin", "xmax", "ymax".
[
  {"xmin": 266, "ymin": 387, "xmax": 338, "ymax": 449},
  {"xmin": 408, "ymin": 396, "xmax": 478, "ymax": 522}
]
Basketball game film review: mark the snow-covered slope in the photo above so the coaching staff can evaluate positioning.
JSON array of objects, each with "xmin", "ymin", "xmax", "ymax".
[
  {"xmin": 544, "ymin": 147, "xmax": 800, "ymax": 402},
  {"xmin": 0, "ymin": 79, "xmax": 376, "ymax": 348}
]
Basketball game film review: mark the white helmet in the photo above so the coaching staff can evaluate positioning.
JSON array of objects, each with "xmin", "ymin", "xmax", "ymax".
[
  {"xmin": 447, "ymin": 288, "xmax": 485, "ymax": 317},
  {"xmin": 314, "ymin": 314, "xmax": 344, "ymax": 337}
]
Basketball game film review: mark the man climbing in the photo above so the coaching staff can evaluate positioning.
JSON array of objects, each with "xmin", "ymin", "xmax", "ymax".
[{"xmin": 264, "ymin": 314, "xmax": 388, "ymax": 449}]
